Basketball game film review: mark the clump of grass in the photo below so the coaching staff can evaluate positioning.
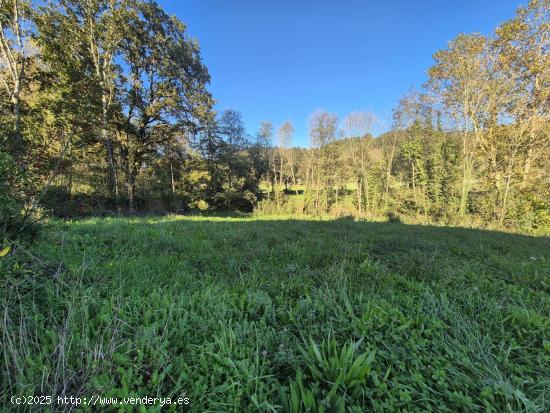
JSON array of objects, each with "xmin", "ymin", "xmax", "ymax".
[{"xmin": 279, "ymin": 336, "xmax": 375, "ymax": 412}]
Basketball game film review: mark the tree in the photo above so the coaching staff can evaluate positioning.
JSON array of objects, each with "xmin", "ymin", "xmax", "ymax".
[
  {"xmin": 250, "ymin": 120, "xmax": 272, "ymax": 185},
  {"xmin": 429, "ymin": 33, "xmax": 496, "ymax": 217},
  {"xmin": 0, "ymin": 0, "xmax": 34, "ymax": 151},
  {"xmin": 37, "ymin": 0, "xmax": 131, "ymax": 200},
  {"xmin": 493, "ymin": 0, "xmax": 550, "ymax": 224},
  {"xmin": 275, "ymin": 121, "xmax": 294, "ymax": 201},
  {"xmin": 117, "ymin": 0, "xmax": 211, "ymax": 211},
  {"xmin": 194, "ymin": 107, "xmax": 222, "ymax": 197},
  {"xmin": 342, "ymin": 111, "xmax": 375, "ymax": 213},
  {"xmin": 218, "ymin": 108, "xmax": 247, "ymax": 189},
  {"xmin": 308, "ymin": 110, "xmax": 338, "ymax": 212}
]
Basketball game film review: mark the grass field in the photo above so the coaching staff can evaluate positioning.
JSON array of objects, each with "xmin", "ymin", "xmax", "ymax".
[{"xmin": 1, "ymin": 215, "xmax": 549, "ymax": 412}]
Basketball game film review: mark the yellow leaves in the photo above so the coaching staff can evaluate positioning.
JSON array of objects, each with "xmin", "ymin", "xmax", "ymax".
[{"xmin": 0, "ymin": 246, "xmax": 11, "ymax": 258}]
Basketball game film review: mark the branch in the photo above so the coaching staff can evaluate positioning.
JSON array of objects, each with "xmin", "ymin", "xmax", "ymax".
[{"xmin": 18, "ymin": 133, "xmax": 71, "ymax": 235}]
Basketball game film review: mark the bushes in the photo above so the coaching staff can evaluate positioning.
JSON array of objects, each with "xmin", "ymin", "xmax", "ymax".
[
  {"xmin": 38, "ymin": 186, "xmax": 261, "ymax": 216},
  {"xmin": 40, "ymin": 187, "xmax": 117, "ymax": 218},
  {"xmin": 255, "ymin": 198, "xmax": 303, "ymax": 216},
  {"xmin": 386, "ymin": 210, "xmax": 402, "ymax": 223},
  {"xmin": 189, "ymin": 199, "xmax": 210, "ymax": 211},
  {"xmin": 513, "ymin": 194, "xmax": 550, "ymax": 234},
  {"xmin": 212, "ymin": 189, "xmax": 257, "ymax": 212},
  {"xmin": 0, "ymin": 151, "xmax": 27, "ymax": 239}
]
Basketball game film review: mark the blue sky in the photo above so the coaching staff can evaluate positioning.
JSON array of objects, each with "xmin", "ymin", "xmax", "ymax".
[{"xmin": 158, "ymin": 0, "xmax": 523, "ymax": 146}]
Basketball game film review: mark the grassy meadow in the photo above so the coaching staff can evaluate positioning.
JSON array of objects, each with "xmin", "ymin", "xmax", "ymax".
[{"xmin": 1, "ymin": 215, "xmax": 549, "ymax": 412}]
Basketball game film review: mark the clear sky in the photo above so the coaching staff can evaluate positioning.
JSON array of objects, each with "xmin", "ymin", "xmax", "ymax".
[{"xmin": 158, "ymin": 0, "xmax": 523, "ymax": 146}]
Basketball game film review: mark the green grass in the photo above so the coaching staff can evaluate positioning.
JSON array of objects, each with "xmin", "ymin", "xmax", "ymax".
[{"xmin": 2, "ymin": 215, "xmax": 549, "ymax": 412}]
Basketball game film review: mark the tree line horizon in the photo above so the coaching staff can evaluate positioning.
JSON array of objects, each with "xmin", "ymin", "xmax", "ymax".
[{"xmin": 0, "ymin": 0, "xmax": 548, "ymax": 235}]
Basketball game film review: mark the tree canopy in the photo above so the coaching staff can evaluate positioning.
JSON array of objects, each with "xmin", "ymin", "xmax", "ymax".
[{"xmin": 1, "ymin": 0, "xmax": 548, "ymax": 235}]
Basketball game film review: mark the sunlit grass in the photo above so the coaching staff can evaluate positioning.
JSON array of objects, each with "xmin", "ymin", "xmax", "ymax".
[{"xmin": 1, "ymin": 215, "xmax": 549, "ymax": 412}]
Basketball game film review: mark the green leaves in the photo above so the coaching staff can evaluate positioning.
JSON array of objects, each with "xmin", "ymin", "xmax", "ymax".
[
  {"xmin": 299, "ymin": 336, "xmax": 376, "ymax": 392},
  {"xmin": 0, "ymin": 245, "xmax": 11, "ymax": 257},
  {"xmin": 278, "ymin": 335, "xmax": 376, "ymax": 412}
]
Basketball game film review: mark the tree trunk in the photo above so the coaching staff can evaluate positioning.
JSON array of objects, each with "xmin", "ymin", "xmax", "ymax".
[
  {"xmin": 3, "ymin": 0, "xmax": 25, "ymax": 153},
  {"xmin": 520, "ymin": 146, "xmax": 533, "ymax": 190},
  {"xmin": 500, "ymin": 172, "xmax": 512, "ymax": 226},
  {"xmin": 303, "ymin": 159, "xmax": 313, "ymax": 213},
  {"xmin": 356, "ymin": 177, "xmax": 362, "ymax": 215},
  {"xmin": 12, "ymin": 83, "xmax": 22, "ymax": 150},
  {"xmin": 127, "ymin": 170, "xmax": 136, "ymax": 213},
  {"xmin": 499, "ymin": 148, "xmax": 517, "ymax": 226},
  {"xmin": 365, "ymin": 175, "xmax": 370, "ymax": 213},
  {"xmin": 315, "ymin": 164, "xmax": 321, "ymax": 214},
  {"xmin": 459, "ymin": 107, "xmax": 471, "ymax": 217},
  {"xmin": 88, "ymin": 10, "xmax": 119, "ymax": 205},
  {"xmin": 272, "ymin": 160, "xmax": 277, "ymax": 201},
  {"xmin": 104, "ymin": 139, "xmax": 118, "ymax": 195},
  {"xmin": 279, "ymin": 153, "xmax": 284, "ymax": 204},
  {"xmin": 384, "ymin": 136, "xmax": 396, "ymax": 211},
  {"xmin": 459, "ymin": 156, "xmax": 472, "ymax": 217},
  {"xmin": 170, "ymin": 161, "xmax": 176, "ymax": 195},
  {"xmin": 412, "ymin": 162, "xmax": 417, "ymax": 206}
]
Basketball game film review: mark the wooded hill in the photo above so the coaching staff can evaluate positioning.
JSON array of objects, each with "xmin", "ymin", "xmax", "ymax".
[{"xmin": 1, "ymin": 0, "xmax": 548, "ymax": 235}]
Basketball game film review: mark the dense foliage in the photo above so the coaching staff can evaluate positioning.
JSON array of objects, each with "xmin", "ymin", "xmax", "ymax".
[
  {"xmin": 1, "ymin": 215, "xmax": 548, "ymax": 411},
  {"xmin": 1, "ymin": 0, "xmax": 548, "ymax": 236}
]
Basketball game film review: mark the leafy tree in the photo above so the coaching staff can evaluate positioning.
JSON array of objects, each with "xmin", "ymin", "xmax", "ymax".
[
  {"xmin": 429, "ymin": 33, "xmax": 496, "ymax": 216},
  {"xmin": 0, "ymin": 0, "xmax": 34, "ymax": 151},
  {"xmin": 218, "ymin": 108, "xmax": 248, "ymax": 189},
  {"xmin": 493, "ymin": 0, "xmax": 550, "ymax": 224},
  {"xmin": 116, "ymin": 0, "xmax": 211, "ymax": 211},
  {"xmin": 250, "ymin": 120, "xmax": 272, "ymax": 186},
  {"xmin": 307, "ymin": 110, "xmax": 338, "ymax": 213}
]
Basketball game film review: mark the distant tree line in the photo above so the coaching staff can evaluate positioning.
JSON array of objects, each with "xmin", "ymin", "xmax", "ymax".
[{"xmin": 0, "ymin": 0, "xmax": 548, "ymax": 234}]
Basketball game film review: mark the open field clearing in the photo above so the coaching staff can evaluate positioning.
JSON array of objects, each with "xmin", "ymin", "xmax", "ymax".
[{"xmin": 2, "ymin": 215, "xmax": 549, "ymax": 412}]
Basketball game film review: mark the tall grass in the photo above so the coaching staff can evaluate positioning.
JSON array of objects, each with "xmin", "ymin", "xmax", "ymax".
[{"xmin": 1, "ymin": 215, "xmax": 548, "ymax": 411}]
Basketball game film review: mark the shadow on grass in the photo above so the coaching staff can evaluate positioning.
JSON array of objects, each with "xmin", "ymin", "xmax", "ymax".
[{"xmin": 58, "ymin": 214, "xmax": 550, "ymax": 263}]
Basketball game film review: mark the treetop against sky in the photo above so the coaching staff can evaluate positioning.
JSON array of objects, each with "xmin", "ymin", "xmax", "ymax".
[{"xmin": 158, "ymin": 0, "xmax": 523, "ymax": 145}]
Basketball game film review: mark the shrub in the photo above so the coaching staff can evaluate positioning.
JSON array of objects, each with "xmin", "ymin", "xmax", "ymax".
[
  {"xmin": 386, "ymin": 210, "xmax": 402, "ymax": 223},
  {"xmin": 0, "ymin": 151, "xmax": 27, "ymax": 239},
  {"xmin": 195, "ymin": 199, "xmax": 210, "ymax": 211},
  {"xmin": 40, "ymin": 186, "xmax": 73, "ymax": 217},
  {"xmin": 331, "ymin": 207, "xmax": 355, "ymax": 219},
  {"xmin": 513, "ymin": 193, "xmax": 550, "ymax": 233},
  {"xmin": 213, "ymin": 190, "xmax": 257, "ymax": 212},
  {"xmin": 40, "ymin": 188, "xmax": 117, "ymax": 218}
]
